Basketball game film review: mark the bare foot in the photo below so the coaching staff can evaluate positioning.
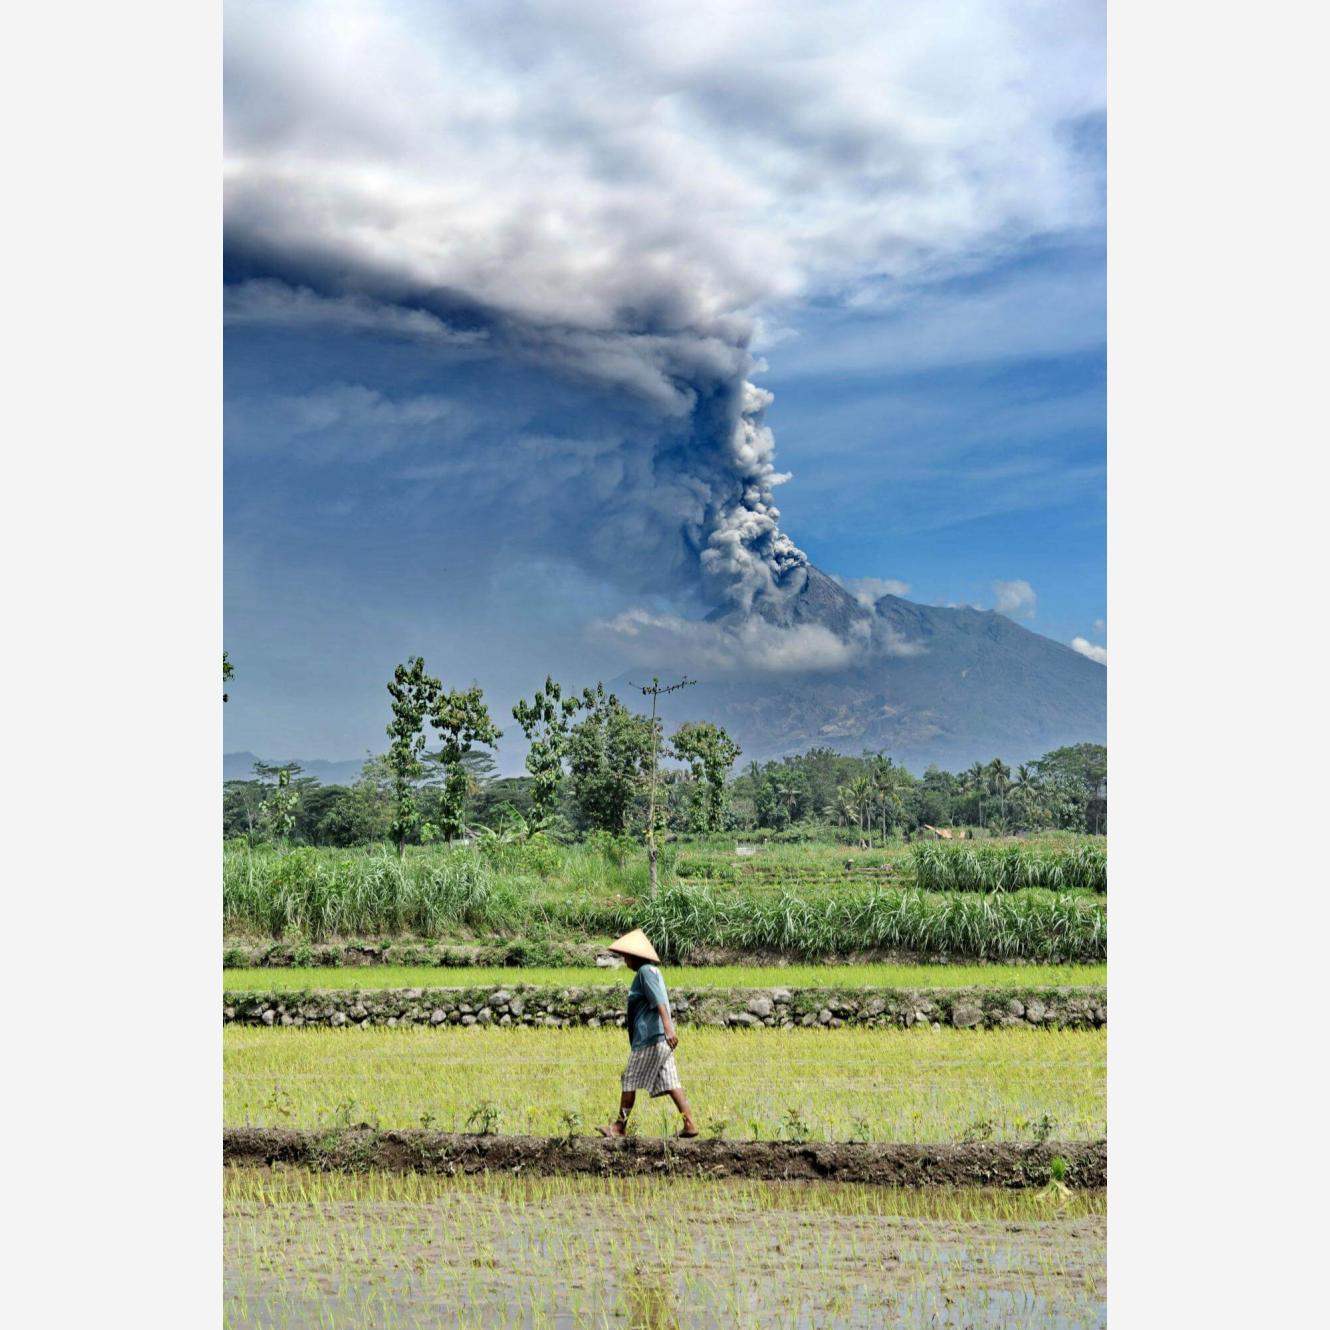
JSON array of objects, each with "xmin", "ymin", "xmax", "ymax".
[
  {"xmin": 597, "ymin": 1122, "xmax": 626, "ymax": 1138},
  {"xmin": 678, "ymin": 1121, "xmax": 700, "ymax": 1138}
]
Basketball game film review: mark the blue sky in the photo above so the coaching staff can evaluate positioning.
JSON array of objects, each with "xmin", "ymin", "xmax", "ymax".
[{"xmin": 224, "ymin": 0, "xmax": 1106, "ymax": 764}]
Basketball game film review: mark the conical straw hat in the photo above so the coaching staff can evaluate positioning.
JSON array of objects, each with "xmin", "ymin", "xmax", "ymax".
[{"xmin": 607, "ymin": 928, "xmax": 660, "ymax": 964}]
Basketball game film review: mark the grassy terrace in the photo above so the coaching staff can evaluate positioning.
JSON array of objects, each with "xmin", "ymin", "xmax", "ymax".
[
  {"xmin": 224, "ymin": 841, "xmax": 1106, "ymax": 960},
  {"xmin": 225, "ymin": 1025, "xmax": 1105, "ymax": 1142},
  {"xmin": 225, "ymin": 1169, "xmax": 1106, "ymax": 1330},
  {"xmin": 223, "ymin": 961, "xmax": 1108, "ymax": 992}
]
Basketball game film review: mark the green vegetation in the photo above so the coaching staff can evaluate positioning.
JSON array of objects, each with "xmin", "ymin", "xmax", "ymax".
[
  {"xmin": 910, "ymin": 840, "xmax": 1107, "ymax": 893},
  {"xmin": 225, "ymin": 1168, "xmax": 1105, "ymax": 1329},
  {"xmin": 222, "ymin": 961, "xmax": 1108, "ymax": 991},
  {"xmin": 223, "ymin": 843, "xmax": 1106, "ymax": 958},
  {"xmin": 225, "ymin": 1025, "xmax": 1105, "ymax": 1141},
  {"xmin": 225, "ymin": 673, "xmax": 1106, "ymax": 851}
]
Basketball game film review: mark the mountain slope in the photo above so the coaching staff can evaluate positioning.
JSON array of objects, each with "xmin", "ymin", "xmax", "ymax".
[{"xmin": 649, "ymin": 566, "xmax": 1105, "ymax": 770}]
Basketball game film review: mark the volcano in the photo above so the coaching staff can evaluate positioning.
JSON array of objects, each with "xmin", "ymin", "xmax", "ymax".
[{"xmin": 640, "ymin": 565, "xmax": 1106, "ymax": 771}]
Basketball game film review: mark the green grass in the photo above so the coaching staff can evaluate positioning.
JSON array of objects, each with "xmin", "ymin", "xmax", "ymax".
[
  {"xmin": 222, "ymin": 961, "xmax": 1108, "ymax": 992},
  {"xmin": 225, "ymin": 1167, "xmax": 1106, "ymax": 1329},
  {"xmin": 223, "ymin": 843, "xmax": 1106, "ymax": 959},
  {"xmin": 225, "ymin": 1024, "xmax": 1105, "ymax": 1142},
  {"xmin": 910, "ymin": 841, "xmax": 1107, "ymax": 893}
]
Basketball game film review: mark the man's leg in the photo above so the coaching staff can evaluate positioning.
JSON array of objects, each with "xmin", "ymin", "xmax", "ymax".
[
  {"xmin": 667, "ymin": 1087, "xmax": 698, "ymax": 1135},
  {"xmin": 599, "ymin": 1090, "xmax": 635, "ymax": 1137}
]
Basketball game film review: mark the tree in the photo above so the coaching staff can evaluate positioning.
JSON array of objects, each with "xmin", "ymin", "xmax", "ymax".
[
  {"xmin": 512, "ymin": 677, "xmax": 580, "ymax": 825},
  {"xmin": 1034, "ymin": 744, "xmax": 1107, "ymax": 833},
  {"xmin": 223, "ymin": 651, "xmax": 234, "ymax": 703},
  {"xmin": 633, "ymin": 676, "xmax": 695, "ymax": 894},
  {"xmin": 258, "ymin": 767, "xmax": 300, "ymax": 844},
  {"xmin": 823, "ymin": 786, "xmax": 857, "ymax": 828},
  {"xmin": 223, "ymin": 779, "xmax": 264, "ymax": 843},
  {"xmin": 985, "ymin": 758, "xmax": 1012, "ymax": 831},
  {"xmin": 385, "ymin": 657, "xmax": 440, "ymax": 857},
  {"xmin": 868, "ymin": 755, "xmax": 908, "ymax": 844},
  {"xmin": 566, "ymin": 684, "xmax": 656, "ymax": 835},
  {"xmin": 847, "ymin": 774, "xmax": 873, "ymax": 838},
  {"xmin": 963, "ymin": 761, "xmax": 987, "ymax": 828},
  {"xmin": 427, "ymin": 683, "xmax": 502, "ymax": 842},
  {"xmin": 671, "ymin": 721, "xmax": 741, "ymax": 832}
]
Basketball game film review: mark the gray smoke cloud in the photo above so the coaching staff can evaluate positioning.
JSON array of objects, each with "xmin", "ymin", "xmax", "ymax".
[{"xmin": 226, "ymin": 0, "xmax": 1103, "ymax": 615}]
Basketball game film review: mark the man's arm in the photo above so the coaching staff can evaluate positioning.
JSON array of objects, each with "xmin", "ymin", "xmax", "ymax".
[{"xmin": 658, "ymin": 1002, "xmax": 678, "ymax": 1050}]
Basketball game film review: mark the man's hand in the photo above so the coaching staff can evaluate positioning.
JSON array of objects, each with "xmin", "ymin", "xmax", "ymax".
[{"xmin": 666, "ymin": 1031, "xmax": 679, "ymax": 1050}]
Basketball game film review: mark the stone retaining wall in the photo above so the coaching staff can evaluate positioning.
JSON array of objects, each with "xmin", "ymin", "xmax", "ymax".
[{"xmin": 224, "ymin": 984, "xmax": 1106, "ymax": 1031}]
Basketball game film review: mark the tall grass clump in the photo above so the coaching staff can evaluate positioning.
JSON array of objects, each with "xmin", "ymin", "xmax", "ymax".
[
  {"xmin": 223, "ymin": 845, "xmax": 532, "ymax": 940},
  {"xmin": 910, "ymin": 841, "xmax": 1106, "ymax": 893},
  {"xmin": 223, "ymin": 843, "xmax": 1106, "ymax": 958},
  {"xmin": 627, "ymin": 884, "xmax": 1105, "ymax": 962}
]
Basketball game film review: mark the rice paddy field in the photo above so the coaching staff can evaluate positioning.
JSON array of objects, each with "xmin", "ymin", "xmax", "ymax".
[
  {"xmin": 222, "ymin": 961, "xmax": 1108, "ymax": 992},
  {"xmin": 225, "ymin": 1025, "xmax": 1105, "ymax": 1142},
  {"xmin": 224, "ymin": 1169, "xmax": 1106, "ymax": 1329},
  {"xmin": 223, "ymin": 833, "xmax": 1108, "ymax": 1326}
]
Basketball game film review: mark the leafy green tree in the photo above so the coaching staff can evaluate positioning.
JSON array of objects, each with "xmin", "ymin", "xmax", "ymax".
[
  {"xmin": 513, "ymin": 677, "xmax": 580, "ymax": 825},
  {"xmin": 566, "ymin": 683, "xmax": 656, "ymax": 834},
  {"xmin": 223, "ymin": 651, "xmax": 234, "ymax": 703},
  {"xmin": 670, "ymin": 721, "xmax": 741, "ymax": 832},
  {"xmin": 1034, "ymin": 743, "xmax": 1107, "ymax": 833},
  {"xmin": 223, "ymin": 779, "xmax": 264, "ymax": 843},
  {"xmin": 428, "ymin": 683, "xmax": 502, "ymax": 842},
  {"xmin": 386, "ymin": 657, "xmax": 440, "ymax": 857},
  {"xmin": 258, "ymin": 767, "xmax": 300, "ymax": 844}
]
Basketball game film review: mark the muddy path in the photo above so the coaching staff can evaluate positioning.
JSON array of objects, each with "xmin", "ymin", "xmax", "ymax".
[{"xmin": 224, "ymin": 1127, "xmax": 1106, "ymax": 1188}]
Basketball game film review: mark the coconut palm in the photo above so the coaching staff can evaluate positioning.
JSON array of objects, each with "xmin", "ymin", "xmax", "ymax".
[{"xmin": 964, "ymin": 761, "xmax": 987, "ymax": 828}]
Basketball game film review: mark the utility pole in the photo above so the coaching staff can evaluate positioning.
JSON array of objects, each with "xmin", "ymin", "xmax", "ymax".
[{"xmin": 632, "ymin": 675, "xmax": 695, "ymax": 896}]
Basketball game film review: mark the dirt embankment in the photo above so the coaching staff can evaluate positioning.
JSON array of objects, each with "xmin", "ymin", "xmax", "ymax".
[
  {"xmin": 223, "ymin": 940, "xmax": 1071, "ymax": 969},
  {"xmin": 223, "ymin": 1127, "xmax": 1106, "ymax": 1188}
]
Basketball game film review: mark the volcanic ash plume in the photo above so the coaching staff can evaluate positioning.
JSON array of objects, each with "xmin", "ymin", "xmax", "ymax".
[
  {"xmin": 695, "ymin": 382, "xmax": 808, "ymax": 612},
  {"xmin": 225, "ymin": 0, "xmax": 1102, "ymax": 623}
]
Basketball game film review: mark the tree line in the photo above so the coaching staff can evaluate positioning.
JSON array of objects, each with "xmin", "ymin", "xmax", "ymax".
[
  {"xmin": 731, "ymin": 744, "xmax": 1106, "ymax": 839},
  {"xmin": 224, "ymin": 658, "xmax": 741, "ymax": 851},
  {"xmin": 222, "ymin": 653, "xmax": 1105, "ymax": 847}
]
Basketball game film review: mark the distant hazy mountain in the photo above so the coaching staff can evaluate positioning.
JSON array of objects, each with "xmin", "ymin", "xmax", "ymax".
[
  {"xmin": 638, "ymin": 565, "xmax": 1106, "ymax": 771},
  {"xmin": 223, "ymin": 751, "xmax": 368, "ymax": 785},
  {"xmin": 228, "ymin": 565, "xmax": 1105, "ymax": 783}
]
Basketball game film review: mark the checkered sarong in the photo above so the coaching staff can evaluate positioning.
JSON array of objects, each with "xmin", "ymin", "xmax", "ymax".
[{"xmin": 621, "ymin": 1040, "xmax": 682, "ymax": 1096}]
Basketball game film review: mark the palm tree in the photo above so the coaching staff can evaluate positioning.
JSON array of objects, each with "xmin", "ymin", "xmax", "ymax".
[
  {"xmin": 964, "ymin": 762, "xmax": 987, "ymax": 829},
  {"xmin": 868, "ymin": 756, "xmax": 905, "ymax": 845},
  {"xmin": 774, "ymin": 779, "xmax": 801, "ymax": 826},
  {"xmin": 847, "ymin": 775, "xmax": 873, "ymax": 840},
  {"xmin": 823, "ymin": 787, "xmax": 857, "ymax": 828},
  {"xmin": 986, "ymin": 759, "xmax": 1012, "ymax": 828},
  {"xmin": 1011, "ymin": 763, "xmax": 1039, "ymax": 829}
]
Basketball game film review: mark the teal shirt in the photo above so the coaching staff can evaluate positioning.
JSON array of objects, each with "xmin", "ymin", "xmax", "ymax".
[{"xmin": 627, "ymin": 963, "xmax": 670, "ymax": 1048}]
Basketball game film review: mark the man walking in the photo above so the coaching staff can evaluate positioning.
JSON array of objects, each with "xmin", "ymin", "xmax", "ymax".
[{"xmin": 597, "ymin": 929, "xmax": 699, "ymax": 1138}]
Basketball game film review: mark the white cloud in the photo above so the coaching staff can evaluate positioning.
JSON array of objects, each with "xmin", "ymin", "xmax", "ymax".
[
  {"xmin": 597, "ymin": 601, "xmax": 927, "ymax": 676},
  {"xmin": 598, "ymin": 608, "xmax": 868, "ymax": 676},
  {"xmin": 992, "ymin": 579, "xmax": 1037, "ymax": 619},
  {"xmin": 831, "ymin": 574, "xmax": 912, "ymax": 607},
  {"xmin": 227, "ymin": 1, "xmax": 1104, "ymax": 339},
  {"xmin": 1070, "ymin": 636, "xmax": 1107, "ymax": 665}
]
